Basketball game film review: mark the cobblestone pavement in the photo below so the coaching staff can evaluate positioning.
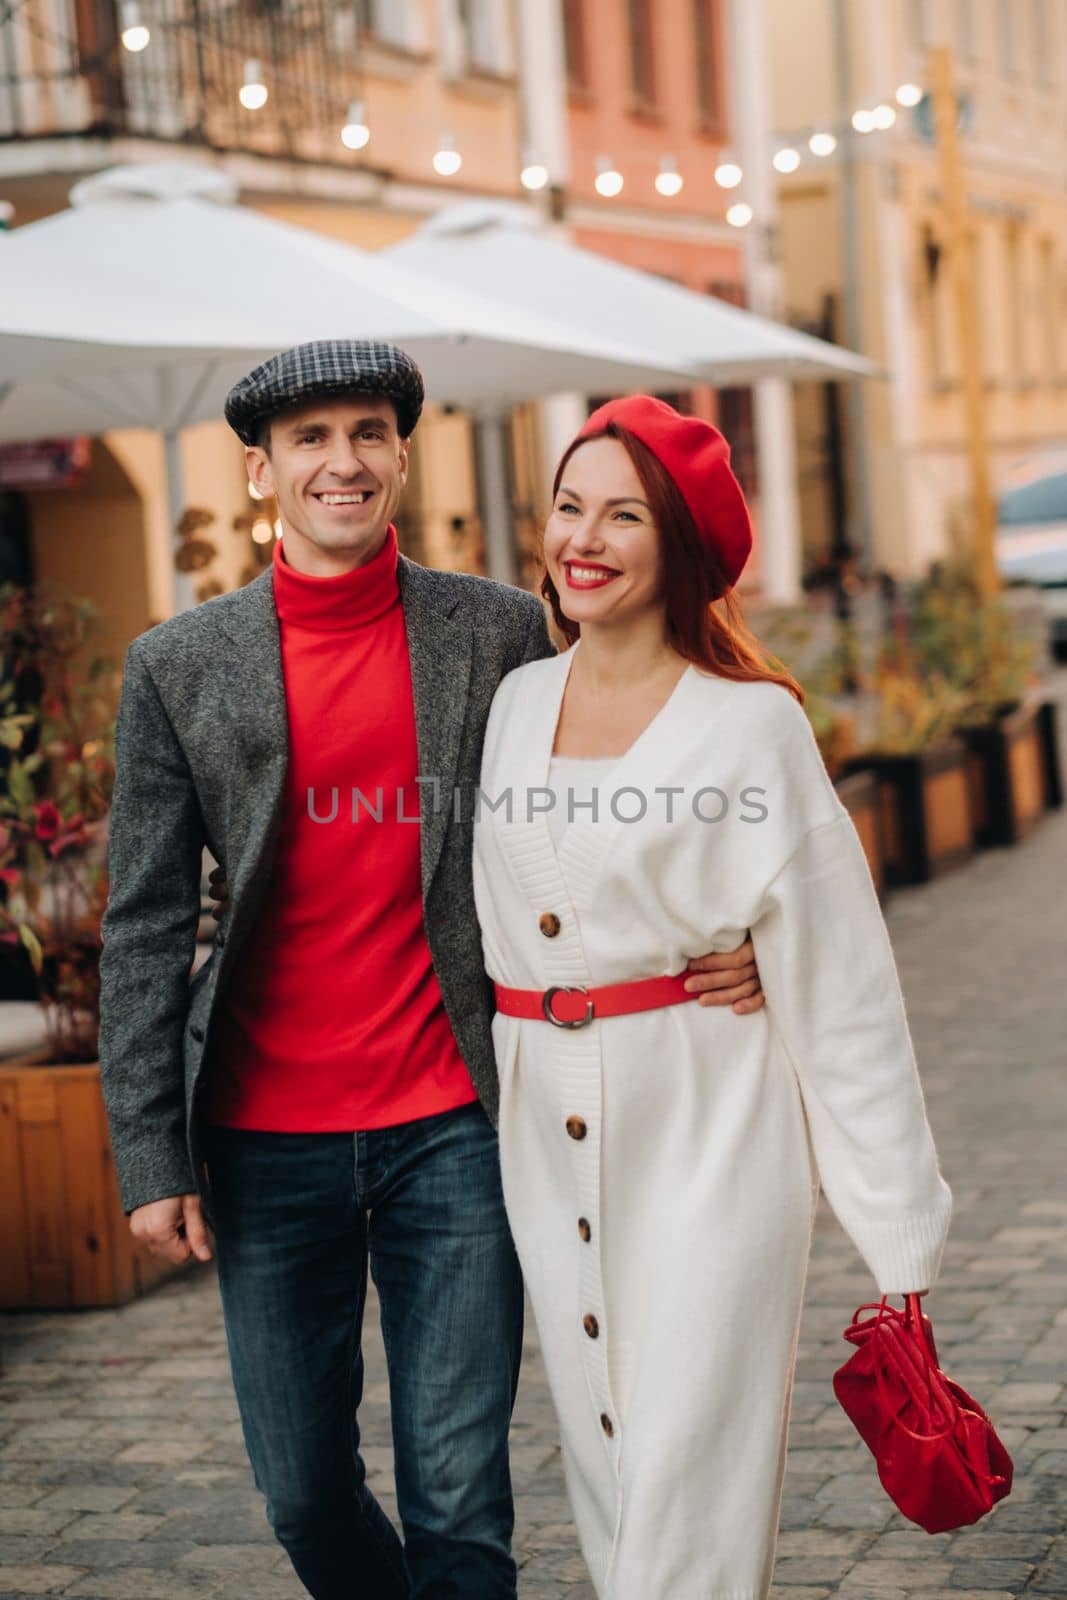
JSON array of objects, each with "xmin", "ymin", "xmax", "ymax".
[{"xmin": 1, "ymin": 687, "xmax": 1065, "ymax": 1600}]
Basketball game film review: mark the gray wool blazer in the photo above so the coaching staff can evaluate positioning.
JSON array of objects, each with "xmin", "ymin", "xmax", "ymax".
[{"xmin": 97, "ymin": 554, "xmax": 556, "ymax": 1219}]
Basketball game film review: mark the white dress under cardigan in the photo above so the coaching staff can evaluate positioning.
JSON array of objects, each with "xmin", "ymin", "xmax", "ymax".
[{"xmin": 472, "ymin": 644, "xmax": 953, "ymax": 1600}]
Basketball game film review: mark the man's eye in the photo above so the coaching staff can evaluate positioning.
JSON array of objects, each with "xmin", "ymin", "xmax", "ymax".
[{"xmin": 359, "ymin": 430, "xmax": 384, "ymax": 441}]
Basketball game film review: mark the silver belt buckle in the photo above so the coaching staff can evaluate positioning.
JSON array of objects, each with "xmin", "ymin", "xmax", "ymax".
[{"xmin": 542, "ymin": 985, "xmax": 595, "ymax": 1029}]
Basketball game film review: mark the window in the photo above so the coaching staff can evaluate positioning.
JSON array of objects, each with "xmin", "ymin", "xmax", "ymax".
[
  {"xmin": 908, "ymin": 0, "xmax": 929, "ymax": 48},
  {"xmin": 562, "ymin": 0, "xmax": 589, "ymax": 90},
  {"xmin": 626, "ymin": 0, "xmax": 657, "ymax": 108},
  {"xmin": 1033, "ymin": 0, "xmax": 1051, "ymax": 87},
  {"xmin": 708, "ymin": 279, "xmax": 757, "ymax": 498},
  {"xmin": 455, "ymin": 0, "xmax": 512, "ymax": 75},
  {"xmin": 355, "ymin": 0, "xmax": 419, "ymax": 50},
  {"xmin": 1038, "ymin": 238, "xmax": 1060, "ymax": 379},
  {"xmin": 998, "ymin": 0, "xmax": 1017, "ymax": 74},
  {"xmin": 956, "ymin": 0, "xmax": 977, "ymax": 61},
  {"xmin": 692, "ymin": 0, "xmax": 724, "ymax": 132},
  {"xmin": 1004, "ymin": 224, "xmax": 1026, "ymax": 385}
]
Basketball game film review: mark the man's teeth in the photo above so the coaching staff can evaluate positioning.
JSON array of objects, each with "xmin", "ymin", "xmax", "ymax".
[
  {"xmin": 569, "ymin": 565, "xmax": 618, "ymax": 580},
  {"xmin": 317, "ymin": 492, "xmax": 371, "ymax": 505}
]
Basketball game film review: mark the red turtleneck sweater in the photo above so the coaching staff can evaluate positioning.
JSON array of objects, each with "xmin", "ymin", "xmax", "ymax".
[{"xmin": 201, "ymin": 525, "xmax": 478, "ymax": 1131}]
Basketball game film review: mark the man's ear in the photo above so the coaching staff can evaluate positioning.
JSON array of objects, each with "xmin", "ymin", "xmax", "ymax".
[
  {"xmin": 398, "ymin": 437, "xmax": 410, "ymax": 486},
  {"xmin": 245, "ymin": 445, "xmax": 275, "ymax": 499}
]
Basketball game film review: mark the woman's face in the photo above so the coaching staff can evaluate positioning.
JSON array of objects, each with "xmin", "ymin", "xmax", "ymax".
[{"xmin": 543, "ymin": 436, "xmax": 664, "ymax": 629}]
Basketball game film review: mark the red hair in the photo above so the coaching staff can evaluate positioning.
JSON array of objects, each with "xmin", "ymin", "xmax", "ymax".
[{"xmin": 541, "ymin": 423, "xmax": 804, "ymax": 704}]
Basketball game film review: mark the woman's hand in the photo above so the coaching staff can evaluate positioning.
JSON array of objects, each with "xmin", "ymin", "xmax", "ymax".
[{"xmin": 684, "ymin": 935, "xmax": 765, "ymax": 1014}]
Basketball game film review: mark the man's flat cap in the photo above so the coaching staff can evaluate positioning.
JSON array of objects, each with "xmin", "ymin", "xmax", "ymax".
[{"xmin": 225, "ymin": 339, "xmax": 425, "ymax": 445}]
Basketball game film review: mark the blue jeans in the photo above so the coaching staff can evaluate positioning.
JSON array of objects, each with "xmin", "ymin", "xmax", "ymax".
[{"xmin": 203, "ymin": 1101, "xmax": 524, "ymax": 1600}]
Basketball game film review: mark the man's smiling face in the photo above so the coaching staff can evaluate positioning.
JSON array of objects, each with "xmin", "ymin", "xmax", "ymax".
[{"xmin": 246, "ymin": 394, "xmax": 409, "ymax": 574}]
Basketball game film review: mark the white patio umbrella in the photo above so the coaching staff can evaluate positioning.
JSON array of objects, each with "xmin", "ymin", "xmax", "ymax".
[
  {"xmin": 0, "ymin": 164, "xmax": 699, "ymax": 594},
  {"xmin": 383, "ymin": 202, "xmax": 879, "ymax": 384}
]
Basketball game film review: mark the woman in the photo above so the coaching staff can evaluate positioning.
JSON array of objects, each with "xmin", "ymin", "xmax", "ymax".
[{"xmin": 471, "ymin": 396, "xmax": 952, "ymax": 1600}]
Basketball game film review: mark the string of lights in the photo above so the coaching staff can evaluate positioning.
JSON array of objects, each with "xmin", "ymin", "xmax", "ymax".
[{"xmin": 0, "ymin": 0, "xmax": 930, "ymax": 222}]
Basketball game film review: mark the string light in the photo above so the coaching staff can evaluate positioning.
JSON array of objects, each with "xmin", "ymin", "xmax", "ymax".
[
  {"xmin": 808, "ymin": 130, "xmax": 837, "ymax": 157},
  {"xmin": 655, "ymin": 157, "xmax": 683, "ymax": 197},
  {"xmin": 239, "ymin": 59, "xmax": 268, "ymax": 111},
  {"xmin": 341, "ymin": 99, "xmax": 370, "ymax": 150},
  {"xmin": 433, "ymin": 133, "xmax": 462, "ymax": 177},
  {"xmin": 871, "ymin": 103, "xmax": 896, "ymax": 130},
  {"xmin": 594, "ymin": 156, "xmax": 624, "ymax": 198},
  {"xmin": 714, "ymin": 154, "xmax": 743, "ymax": 189},
  {"xmin": 251, "ymin": 518, "xmax": 274, "ymax": 544},
  {"xmin": 772, "ymin": 146, "xmax": 800, "ymax": 173},
  {"xmin": 895, "ymin": 82, "xmax": 923, "ymax": 107},
  {"xmin": 726, "ymin": 202, "xmax": 753, "ymax": 228},
  {"xmin": 119, "ymin": 0, "xmax": 150, "ymax": 52},
  {"xmin": 851, "ymin": 108, "xmax": 875, "ymax": 132},
  {"xmin": 520, "ymin": 159, "xmax": 549, "ymax": 191}
]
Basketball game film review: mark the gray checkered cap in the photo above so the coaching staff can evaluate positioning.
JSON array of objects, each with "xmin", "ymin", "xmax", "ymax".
[{"xmin": 224, "ymin": 339, "xmax": 425, "ymax": 445}]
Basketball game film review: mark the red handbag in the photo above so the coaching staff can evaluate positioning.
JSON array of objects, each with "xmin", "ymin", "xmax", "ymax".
[{"xmin": 833, "ymin": 1295, "xmax": 1013, "ymax": 1534}]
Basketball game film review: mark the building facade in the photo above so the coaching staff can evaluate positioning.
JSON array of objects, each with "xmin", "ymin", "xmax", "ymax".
[
  {"xmin": 0, "ymin": 0, "xmax": 529, "ymax": 645},
  {"xmin": 554, "ymin": 0, "xmax": 758, "ymax": 584},
  {"xmin": 765, "ymin": 0, "xmax": 1067, "ymax": 580}
]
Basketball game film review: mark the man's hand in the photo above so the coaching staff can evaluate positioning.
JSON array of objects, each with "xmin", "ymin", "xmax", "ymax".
[
  {"xmin": 684, "ymin": 934, "xmax": 765, "ymax": 1015},
  {"xmin": 207, "ymin": 865, "xmax": 229, "ymax": 921},
  {"xmin": 129, "ymin": 1194, "xmax": 214, "ymax": 1265}
]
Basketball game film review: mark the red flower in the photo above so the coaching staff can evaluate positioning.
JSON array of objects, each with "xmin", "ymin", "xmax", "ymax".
[
  {"xmin": 48, "ymin": 828, "xmax": 89, "ymax": 859},
  {"xmin": 0, "ymin": 867, "xmax": 19, "ymax": 888},
  {"xmin": 33, "ymin": 801, "xmax": 62, "ymax": 842}
]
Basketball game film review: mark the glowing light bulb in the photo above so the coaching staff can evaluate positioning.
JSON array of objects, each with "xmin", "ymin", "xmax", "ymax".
[
  {"xmin": 895, "ymin": 82, "xmax": 923, "ymax": 108},
  {"xmin": 714, "ymin": 157, "xmax": 743, "ymax": 189},
  {"xmin": 433, "ymin": 134, "xmax": 462, "ymax": 177},
  {"xmin": 251, "ymin": 518, "xmax": 274, "ymax": 544},
  {"xmin": 521, "ymin": 162, "xmax": 549, "ymax": 191},
  {"xmin": 120, "ymin": 2, "xmax": 150, "ymax": 51},
  {"xmin": 655, "ymin": 157, "xmax": 683, "ymax": 197},
  {"xmin": 851, "ymin": 108, "xmax": 875, "ymax": 133},
  {"xmin": 239, "ymin": 59, "xmax": 268, "ymax": 110},
  {"xmin": 594, "ymin": 157, "xmax": 624, "ymax": 197},
  {"xmin": 773, "ymin": 146, "xmax": 800, "ymax": 173},
  {"xmin": 341, "ymin": 100, "xmax": 370, "ymax": 150},
  {"xmin": 871, "ymin": 103, "xmax": 897, "ymax": 130},
  {"xmin": 726, "ymin": 202, "xmax": 753, "ymax": 228},
  {"xmin": 809, "ymin": 130, "xmax": 837, "ymax": 157}
]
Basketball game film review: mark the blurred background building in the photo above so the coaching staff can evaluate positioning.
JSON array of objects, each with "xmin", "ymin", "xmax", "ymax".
[
  {"xmin": 1, "ymin": 0, "xmax": 1065, "ymax": 654},
  {"xmin": 767, "ymin": 0, "xmax": 1067, "ymax": 581}
]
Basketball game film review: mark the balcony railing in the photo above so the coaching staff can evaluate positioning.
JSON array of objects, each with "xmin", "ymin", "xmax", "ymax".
[{"xmin": 1, "ymin": 0, "xmax": 370, "ymax": 164}]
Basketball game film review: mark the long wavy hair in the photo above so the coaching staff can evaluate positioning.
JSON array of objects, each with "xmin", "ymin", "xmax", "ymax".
[{"xmin": 540, "ymin": 421, "xmax": 804, "ymax": 705}]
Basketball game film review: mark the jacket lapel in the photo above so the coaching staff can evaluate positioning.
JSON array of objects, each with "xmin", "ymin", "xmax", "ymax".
[
  {"xmin": 212, "ymin": 566, "xmax": 289, "ymax": 974},
  {"xmin": 398, "ymin": 555, "xmax": 473, "ymax": 900}
]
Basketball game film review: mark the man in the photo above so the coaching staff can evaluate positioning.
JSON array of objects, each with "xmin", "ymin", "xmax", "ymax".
[{"xmin": 98, "ymin": 340, "xmax": 766, "ymax": 1600}]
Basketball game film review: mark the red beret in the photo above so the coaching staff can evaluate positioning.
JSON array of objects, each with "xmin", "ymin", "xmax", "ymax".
[{"xmin": 574, "ymin": 395, "xmax": 753, "ymax": 594}]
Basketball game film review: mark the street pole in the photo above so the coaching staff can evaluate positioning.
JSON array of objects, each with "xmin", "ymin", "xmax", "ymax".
[
  {"xmin": 928, "ymin": 44, "xmax": 999, "ymax": 598},
  {"xmin": 726, "ymin": 0, "xmax": 803, "ymax": 605}
]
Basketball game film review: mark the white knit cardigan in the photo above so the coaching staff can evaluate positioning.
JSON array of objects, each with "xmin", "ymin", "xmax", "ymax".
[{"xmin": 472, "ymin": 644, "xmax": 952, "ymax": 1600}]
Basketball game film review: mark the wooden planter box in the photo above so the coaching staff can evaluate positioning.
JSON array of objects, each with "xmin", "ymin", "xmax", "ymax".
[
  {"xmin": 1038, "ymin": 698, "xmax": 1064, "ymax": 811},
  {"xmin": 841, "ymin": 738, "xmax": 974, "ymax": 888},
  {"xmin": 833, "ymin": 767, "xmax": 887, "ymax": 904},
  {"xmin": 962, "ymin": 699, "xmax": 1048, "ymax": 849},
  {"xmin": 0, "ymin": 1054, "xmax": 180, "ymax": 1310}
]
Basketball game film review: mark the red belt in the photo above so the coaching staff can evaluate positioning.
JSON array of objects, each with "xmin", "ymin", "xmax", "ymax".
[{"xmin": 493, "ymin": 972, "xmax": 698, "ymax": 1030}]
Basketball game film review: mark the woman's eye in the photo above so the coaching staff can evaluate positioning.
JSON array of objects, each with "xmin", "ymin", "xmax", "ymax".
[
  {"xmin": 557, "ymin": 501, "xmax": 579, "ymax": 514},
  {"xmin": 615, "ymin": 510, "xmax": 638, "ymax": 521}
]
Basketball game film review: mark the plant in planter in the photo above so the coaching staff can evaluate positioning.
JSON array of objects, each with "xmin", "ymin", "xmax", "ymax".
[
  {"xmin": 0, "ymin": 583, "xmax": 178, "ymax": 1310},
  {"xmin": 0, "ymin": 583, "xmax": 115, "ymax": 1060},
  {"xmin": 836, "ymin": 631, "xmax": 976, "ymax": 888},
  {"xmin": 908, "ymin": 554, "xmax": 1049, "ymax": 847}
]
